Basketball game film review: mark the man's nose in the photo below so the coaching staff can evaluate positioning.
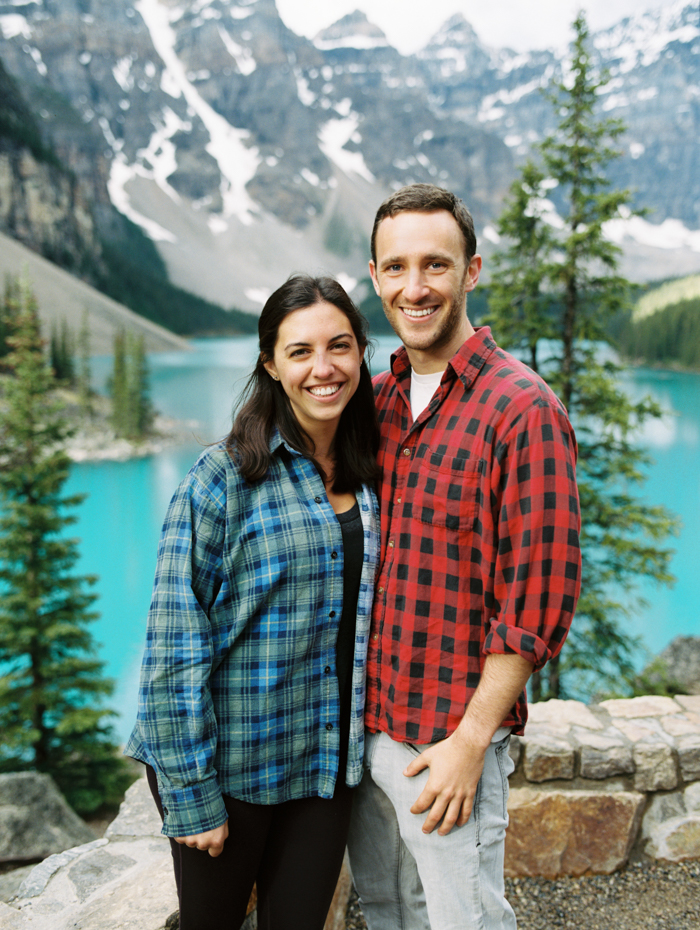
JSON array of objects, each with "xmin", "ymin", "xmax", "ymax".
[{"xmin": 402, "ymin": 268, "xmax": 430, "ymax": 303}]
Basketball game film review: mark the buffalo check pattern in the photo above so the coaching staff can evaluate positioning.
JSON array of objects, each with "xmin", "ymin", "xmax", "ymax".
[
  {"xmin": 126, "ymin": 435, "xmax": 379, "ymax": 837},
  {"xmin": 365, "ymin": 327, "xmax": 581, "ymax": 743}
]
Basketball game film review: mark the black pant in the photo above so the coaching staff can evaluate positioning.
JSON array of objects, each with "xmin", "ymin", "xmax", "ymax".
[{"xmin": 146, "ymin": 766, "xmax": 353, "ymax": 930}]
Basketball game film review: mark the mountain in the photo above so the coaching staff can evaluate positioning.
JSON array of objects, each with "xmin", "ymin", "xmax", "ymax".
[{"xmin": 0, "ymin": 0, "xmax": 698, "ymax": 319}]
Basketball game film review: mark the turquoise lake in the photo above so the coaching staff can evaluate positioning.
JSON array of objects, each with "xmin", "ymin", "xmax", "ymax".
[{"xmin": 66, "ymin": 337, "xmax": 700, "ymax": 740}]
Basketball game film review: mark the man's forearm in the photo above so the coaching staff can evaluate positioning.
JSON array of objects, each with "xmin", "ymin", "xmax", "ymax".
[{"xmin": 453, "ymin": 653, "xmax": 534, "ymax": 749}]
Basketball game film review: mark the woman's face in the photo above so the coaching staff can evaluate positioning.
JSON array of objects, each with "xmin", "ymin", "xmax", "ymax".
[{"xmin": 264, "ymin": 301, "xmax": 364, "ymax": 440}]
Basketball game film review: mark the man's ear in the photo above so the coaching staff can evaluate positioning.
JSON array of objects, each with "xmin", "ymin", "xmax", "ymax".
[{"xmin": 369, "ymin": 260, "xmax": 381, "ymax": 296}]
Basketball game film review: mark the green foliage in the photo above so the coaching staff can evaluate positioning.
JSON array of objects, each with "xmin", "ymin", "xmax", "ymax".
[
  {"xmin": 620, "ymin": 297, "xmax": 700, "ymax": 369},
  {"xmin": 0, "ymin": 279, "xmax": 133, "ymax": 814},
  {"xmin": 487, "ymin": 13, "xmax": 679, "ymax": 701},
  {"xmin": 49, "ymin": 318, "xmax": 75, "ymax": 384},
  {"xmin": 108, "ymin": 330, "xmax": 154, "ymax": 440}
]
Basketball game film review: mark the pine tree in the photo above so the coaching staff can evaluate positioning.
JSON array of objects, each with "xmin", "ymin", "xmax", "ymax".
[
  {"xmin": 0, "ymin": 280, "xmax": 133, "ymax": 815},
  {"xmin": 109, "ymin": 329, "xmax": 129, "ymax": 438},
  {"xmin": 109, "ymin": 330, "xmax": 154, "ymax": 440},
  {"xmin": 487, "ymin": 14, "xmax": 679, "ymax": 700},
  {"xmin": 126, "ymin": 333, "xmax": 154, "ymax": 439},
  {"xmin": 49, "ymin": 318, "xmax": 75, "ymax": 384},
  {"xmin": 77, "ymin": 310, "xmax": 93, "ymax": 415}
]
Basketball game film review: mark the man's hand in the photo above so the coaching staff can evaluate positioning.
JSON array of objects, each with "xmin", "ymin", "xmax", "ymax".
[
  {"xmin": 404, "ymin": 730, "xmax": 487, "ymax": 836},
  {"xmin": 174, "ymin": 819, "xmax": 229, "ymax": 857}
]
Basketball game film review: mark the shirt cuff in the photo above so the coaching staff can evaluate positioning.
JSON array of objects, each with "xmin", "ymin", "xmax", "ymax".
[
  {"xmin": 483, "ymin": 617, "xmax": 551, "ymax": 670},
  {"xmin": 156, "ymin": 774, "xmax": 228, "ymax": 837}
]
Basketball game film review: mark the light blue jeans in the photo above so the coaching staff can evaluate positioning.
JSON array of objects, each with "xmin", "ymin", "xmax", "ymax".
[{"xmin": 346, "ymin": 730, "xmax": 517, "ymax": 930}]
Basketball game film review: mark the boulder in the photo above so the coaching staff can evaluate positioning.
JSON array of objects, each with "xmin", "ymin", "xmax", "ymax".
[
  {"xmin": 0, "ymin": 773, "xmax": 95, "ymax": 863},
  {"xmin": 646, "ymin": 636, "xmax": 700, "ymax": 695},
  {"xmin": 505, "ymin": 788, "xmax": 645, "ymax": 878}
]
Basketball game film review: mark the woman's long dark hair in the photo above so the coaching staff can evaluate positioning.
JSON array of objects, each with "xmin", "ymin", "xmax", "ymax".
[{"xmin": 226, "ymin": 274, "xmax": 379, "ymax": 493}]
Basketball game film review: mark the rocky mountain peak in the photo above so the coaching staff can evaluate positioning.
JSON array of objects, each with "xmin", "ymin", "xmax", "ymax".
[
  {"xmin": 422, "ymin": 12, "xmax": 481, "ymax": 51},
  {"xmin": 314, "ymin": 9, "xmax": 390, "ymax": 50}
]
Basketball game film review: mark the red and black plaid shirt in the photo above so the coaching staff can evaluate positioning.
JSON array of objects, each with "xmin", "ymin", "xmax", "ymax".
[{"xmin": 366, "ymin": 327, "xmax": 581, "ymax": 741}]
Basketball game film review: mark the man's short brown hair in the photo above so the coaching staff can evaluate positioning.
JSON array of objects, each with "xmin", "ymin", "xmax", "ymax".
[{"xmin": 370, "ymin": 183, "xmax": 477, "ymax": 265}]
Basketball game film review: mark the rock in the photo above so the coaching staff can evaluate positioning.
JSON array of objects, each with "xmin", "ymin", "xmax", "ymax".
[
  {"xmin": 645, "ymin": 815, "xmax": 700, "ymax": 863},
  {"xmin": 505, "ymin": 789, "xmax": 645, "ymax": 878},
  {"xmin": 527, "ymin": 699, "xmax": 604, "ymax": 732},
  {"xmin": 576, "ymin": 730, "xmax": 635, "ymax": 779},
  {"xmin": 0, "ymin": 773, "xmax": 95, "ymax": 863},
  {"xmin": 652, "ymin": 636, "xmax": 700, "ymax": 694},
  {"xmin": 0, "ymin": 865, "xmax": 34, "ymax": 904},
  {"xmin": 633, "ymin": 743, "xmax": 678, "ymax": 791},
  {"xmin": 600, "ymin": 696, "xmax": 681, "ymax": 718},
  {"xmin": 105, "ymin": 776, "xmax": 163, "ymax": 839},
  {"xmin": 677, "ymin": 735, "xmax": 700, "ymax": 782},
  {"xmin": 521, "ymin": 734, "xmax": 575, "ymax": 782}
]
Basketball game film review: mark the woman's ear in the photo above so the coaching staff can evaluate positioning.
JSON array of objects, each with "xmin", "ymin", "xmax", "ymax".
[{"xmin": 263, "ymin": 358, "xmax": 279, "ymax": 381}]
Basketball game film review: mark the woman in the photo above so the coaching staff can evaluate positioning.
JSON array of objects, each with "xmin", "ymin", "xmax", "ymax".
[{"xmin": 125, "ymin": 275, "xmax": 380, "ymax": 930}]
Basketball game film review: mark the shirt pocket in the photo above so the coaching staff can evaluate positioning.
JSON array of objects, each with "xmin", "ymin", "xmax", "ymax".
[{"xmin": 412, "ymin": 452, "xmax": 481, "ymax": 532}]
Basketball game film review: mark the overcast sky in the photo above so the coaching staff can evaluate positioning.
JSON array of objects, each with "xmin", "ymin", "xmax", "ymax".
[{"xmin": 275, "ymin": 0, "xmax": 663, "ymax": 54}]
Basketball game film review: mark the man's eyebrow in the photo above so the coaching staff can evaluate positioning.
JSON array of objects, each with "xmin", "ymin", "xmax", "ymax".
[
  {"xmin": 282, "ymin": 332, "xmax": 354, "ymax": 351},
  {"xmin": 380, "ymin": 252, "xmax": 453, "ymax": 267}
]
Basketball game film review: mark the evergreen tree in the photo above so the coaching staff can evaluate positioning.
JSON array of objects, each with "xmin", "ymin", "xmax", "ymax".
[
  {"xmin": 108, "ymin": 330, "xmax": 154, "ymax": 440},
  {"xmin": 0, "ymin": 276, "xmax": 21, "ymax": 362},
  {"xmin": 49, "ymin": 318, "xmax": 75, "ymax": 384},
  {"xmin": 0, "ymin": 280, "xmax": 133, "ymax": 815},
  {"xmin": 126, "ymin": 333, "xmax": 154, "ymax": 438},
  {"xmin": 77, "ymin": 310, "xmax": 93, "ymax": 415},
  {"xmin": 488, "ymin": 14, "xmax": 678, "ymax": 700},
  {"xmin": 109, "ymin": 329, "xmax": 129, "ymax": 438},
  {"xmin": 485, "ymin": 160, "xmax": 557, "ymax": 373}
]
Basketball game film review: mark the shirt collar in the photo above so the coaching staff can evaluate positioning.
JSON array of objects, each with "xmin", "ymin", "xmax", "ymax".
[
  {"xmin": 389, "ymin": 326, "xmax": 497, "ymax": 393},
  {"xmin": 269, "ymin": 426, "xmax": 305, "ymax": 459}
]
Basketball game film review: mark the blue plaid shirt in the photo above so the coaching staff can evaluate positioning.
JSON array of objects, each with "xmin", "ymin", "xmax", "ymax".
[{"xmin": 125, "ymin": 434, "xmax": 379, "ymax": 837}]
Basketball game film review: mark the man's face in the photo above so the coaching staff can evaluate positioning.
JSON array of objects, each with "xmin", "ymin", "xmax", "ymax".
[{"xmin": 370, "ymin": 210, "xmax": 481, "ymax": 373}]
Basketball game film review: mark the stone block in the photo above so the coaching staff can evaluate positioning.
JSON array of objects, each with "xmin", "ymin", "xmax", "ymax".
[
  {"xmin": 675, "ymin": 695, "xmax": 700, "ymax": 714},
  {"xmin": 522, "ymin": 735, "xmax": 575, "ymax": 782},
  {"xmin": 600, "ymin": 695, "xmax": 680, "ymax": 718},
  {"xmin": 633, "ymin": 742, "xmax": 677, "ymax": 791},
  {"xmin": 505, "ymin": 788, "xmax": 645, "ymax": 878},
  {"xmin": 677, "ymin": 736, "xmax": 700, "ymax": 782},
  {"xmin": 645, "ymin": 815, "xmax": 700, "ymax": 863},
  {"xmin": 641, "ymin": 790, "xmax": 687, "ymax": 839},
  {"xmin": 685, "ymin": 781, "xmax": 700, "ymax": 812},
  {"xmin": 0, "ymin": 772, "xmax": 95, "ymax": 862},
  {"xmin": 528, "ymin": 699, "xmax": 604, "ymax": 731},
  {"xmin": 576, "ymin": 730, "xmax": 634, "ymax": 779}
]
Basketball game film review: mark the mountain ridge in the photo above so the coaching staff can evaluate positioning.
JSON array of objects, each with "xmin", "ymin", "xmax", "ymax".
[{"xmin": 0, "ymin": 0, "xmax": 698, "ymax": 318}]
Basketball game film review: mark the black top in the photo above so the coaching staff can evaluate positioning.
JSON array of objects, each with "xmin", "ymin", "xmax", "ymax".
[{"xmin": 335, "ymin": 500, "xmax": 363, "ymax": 782}]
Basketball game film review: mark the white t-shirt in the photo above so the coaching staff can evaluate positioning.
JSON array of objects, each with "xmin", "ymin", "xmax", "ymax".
[{"xmin": 410, "ymin": 368, "xmax": 444, "ymax": 420}]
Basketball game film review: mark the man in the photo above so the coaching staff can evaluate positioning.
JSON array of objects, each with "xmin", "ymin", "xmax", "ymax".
[{"xmin": 347, "ymin": 184, "xmax": 581, "ymax": 929}]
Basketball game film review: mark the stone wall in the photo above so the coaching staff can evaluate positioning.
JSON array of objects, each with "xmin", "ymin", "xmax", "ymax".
[
  {"xmin": 505, "ymin": 695, "xmax": 700, "ymax": 877},
  {"xmin": 1, "ymin": 694, "xmax": 699, "ymax": 928}
]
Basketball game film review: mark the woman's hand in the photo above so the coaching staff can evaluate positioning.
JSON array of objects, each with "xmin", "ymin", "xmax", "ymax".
[{"xmin": 174, "ymin": 819, "xmax": 229, "ymax": 857}]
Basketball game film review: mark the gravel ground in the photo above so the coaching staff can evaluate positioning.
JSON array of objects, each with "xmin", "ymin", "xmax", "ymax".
[{"xmin": 345, "ymin": 860, "xmax": 700, "ymax": 929}]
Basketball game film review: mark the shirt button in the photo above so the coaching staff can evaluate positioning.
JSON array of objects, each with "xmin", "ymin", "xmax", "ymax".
[
  {"xmin": 372, "ymin": 633, "xmax": 379, "ymax": 642},
  {"xmin": 326, "ymin": 723, "xmax": 333, "ymax": 731},
  {"xmin": 397, "ymin": 497, "xmax": 402, "ymax": 504},
  {"xmin": 324, "ymin": 666, "xmax": 331, "ymax": 674},
  {"xmin": 388, "ymin": 539, "xmax": 394, "ymax": 548},
  {"xmin": 314, "ymin": 496, "xmax": 322, "ymax": 503},
  {"xmin": 403, "ymin": 448, "xmax": 410, "ymax": 456},
  {"xmin": 331, "ymin": 551, "xmax": 338, "ymax": 559},
  {"xmin": 377, "ymin": 587, "xmax": 384, "ymax": 595},
  {"xmin": 329, "ymin": 610, "xmax": 336, "ymax": 618}
]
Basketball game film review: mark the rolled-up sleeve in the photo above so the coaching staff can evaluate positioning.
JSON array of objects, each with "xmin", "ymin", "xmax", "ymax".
[{"xmin": 484, "ymin": 400, "xmax": 581, "ymax": 669}]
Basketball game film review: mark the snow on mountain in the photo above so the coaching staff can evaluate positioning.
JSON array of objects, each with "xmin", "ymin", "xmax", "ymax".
[{"xmin": 0, "ymin": 0, "xmax": 699, "ymax": 311}]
